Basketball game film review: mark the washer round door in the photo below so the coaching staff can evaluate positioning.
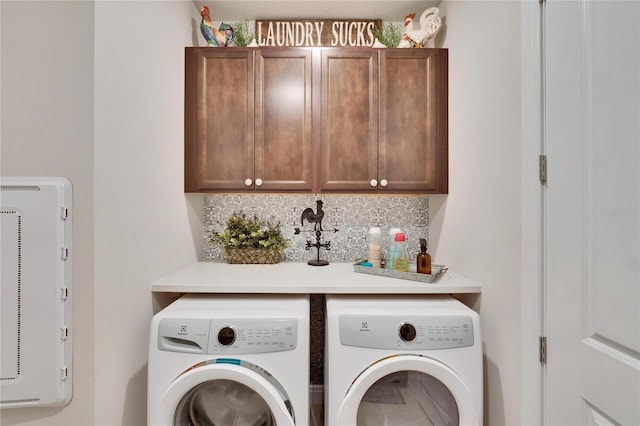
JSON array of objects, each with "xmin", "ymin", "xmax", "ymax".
[
  {"xmin": 156, "ymin": 359, "xmax": 295, "ymax": 426},
  {"xmin": 337, "ymin": 355, "xmax": 480, "ymax": 426}
]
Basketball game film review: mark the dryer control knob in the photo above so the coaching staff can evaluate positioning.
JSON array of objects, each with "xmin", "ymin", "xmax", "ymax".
[
  {"xmin": 218, "ymin": 326, "xmax": 236, "ymax": 346},
  {"xmin": 399, "ymin": 323, "xmax": 417, "ymax": 342}
]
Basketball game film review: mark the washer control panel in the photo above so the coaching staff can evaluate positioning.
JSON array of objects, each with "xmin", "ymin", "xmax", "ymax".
[
  {"xmin": 158, "ymin": 318, "xmax": 298, "ymax": 354},
  {"xmin": 339, "ymin": 314, "xmax": 474, "ymax": 350}
]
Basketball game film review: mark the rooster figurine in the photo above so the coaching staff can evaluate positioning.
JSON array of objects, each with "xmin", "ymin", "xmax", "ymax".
[
  {"xmin": 199, "ymin": 6, "xmax": 235, "ymax": 47},
  {"xmin": 301, "ymin": 200, "xmax": 324, "ymax": 232},
  {"xmin": 398, "ymin": 7, "xmax": 443, "ymax": 48}
]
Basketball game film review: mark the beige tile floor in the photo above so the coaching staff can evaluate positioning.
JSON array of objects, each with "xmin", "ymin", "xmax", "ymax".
[
  {"xmin": 309, "ymin": 385, "xmax": 324, "ymax": 426},
  {"xmin": 310, "ymin": 402, "xmax": 324, "ymax": 426}
]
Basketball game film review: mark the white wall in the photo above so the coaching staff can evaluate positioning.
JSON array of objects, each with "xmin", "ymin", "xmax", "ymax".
[
  {"xmin": 431, "ymin": 1, "xmax": 522, "ymax": 425},
  {"xmin": 93, "ymin": 1, "xmax": 199, "ymax": 424},
  {"xmin": 1, "ymin": 1, "xmax": 95, "ymax": 425}
]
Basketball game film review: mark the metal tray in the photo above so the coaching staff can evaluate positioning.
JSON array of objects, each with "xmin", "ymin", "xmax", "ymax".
[{"xmin": 353, "ymin": 261, "xmax": 447, "ymax": 284}]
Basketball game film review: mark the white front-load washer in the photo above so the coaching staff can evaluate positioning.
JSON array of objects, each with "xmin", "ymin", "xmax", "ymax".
[
  {"xmin": 325, "ymin": 295, "xmax": 482, "ymax": 426},
  {"xmin": 148, "ymin": 294, "xmax": 309, "ymax": 426}
]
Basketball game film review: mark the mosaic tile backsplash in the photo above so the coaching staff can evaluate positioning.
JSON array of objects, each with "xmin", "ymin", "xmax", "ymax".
[{"xmin": 203, "ymin": 194, "xmax": 429, "ymax": 263}]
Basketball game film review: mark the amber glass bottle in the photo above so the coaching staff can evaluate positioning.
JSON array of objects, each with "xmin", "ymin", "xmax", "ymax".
[{"xmin": 417, "ymin": 238, "xmax": 432, "ymax": 274}]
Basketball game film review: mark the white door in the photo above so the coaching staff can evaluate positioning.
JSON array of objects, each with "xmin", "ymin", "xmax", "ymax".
[{"xmin": 544, "ymin": 1, "xmax": 640, "ymax": 425}]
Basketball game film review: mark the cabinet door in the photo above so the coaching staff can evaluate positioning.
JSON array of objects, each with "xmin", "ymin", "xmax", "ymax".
[
  {"xmin": 255, "ymin": 49, "xmax": 313, "ymax": 191},
  {"xmin": 185, "ymin": 49, "xmax": 254, "ymax": 192},
  {"xmin": 320, "ymin": 49, "xmax": 379, "ymax": 192},
  {"xmin": 379, "ymin": 49, "xmax": 448, "ymax": 193}
]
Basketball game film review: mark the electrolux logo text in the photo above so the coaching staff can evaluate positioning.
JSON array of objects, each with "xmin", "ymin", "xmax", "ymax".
[{"xmin": 604, "ymin": 208, "xmax": 639, "ymax": 218}]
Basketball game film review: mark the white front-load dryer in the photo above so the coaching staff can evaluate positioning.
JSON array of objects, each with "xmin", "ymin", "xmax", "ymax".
[
  {"xmin": 148, "ymin": 294, "xmax": 309, "ymax": 426},
  {"xmin": 325, "ymin": 295, "xmax": 482, "ymax": 426}
]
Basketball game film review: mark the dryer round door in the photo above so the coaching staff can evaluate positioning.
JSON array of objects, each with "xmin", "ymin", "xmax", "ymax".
[
  {"xmin": 337, "ymin": 354, "xmax": 480, "ymax": 426},
  {"xmin": 156, "ymin": 359, "xmax": 295, "ymax": 426}
]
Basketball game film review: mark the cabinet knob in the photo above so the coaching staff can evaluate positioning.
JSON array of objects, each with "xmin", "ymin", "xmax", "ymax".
[
  {"xmin": 244, "ymin": 178, "xmax": 253, "ymax": 187},
  {"xmin": 370, "ymin": 179, "xmax": 378, "ymax": 187},
  {"xmin": 255, "ymin": 178, "xmax": 263, "ymax": 187},
  {"xmin": 380, "ymin": 179, "xmax": 388, "ymax": 187}
]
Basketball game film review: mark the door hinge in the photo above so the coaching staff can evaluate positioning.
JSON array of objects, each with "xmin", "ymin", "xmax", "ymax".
[
  {"xmin": 539, "ymin": 155, "xmax": 547, "ymax": 185},
  {"xmin": 539, "ymin": 336, "xmax": 547, "ymax": 364}
]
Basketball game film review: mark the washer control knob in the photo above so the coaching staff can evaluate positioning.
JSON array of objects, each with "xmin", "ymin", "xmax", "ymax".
[
  {"xmin": 218, "ymin": 326, "xmax": 236, "ymax": 346},
  {"xmin": 399, "ymin": 323, "xmax": 417, "ymax": 342}
]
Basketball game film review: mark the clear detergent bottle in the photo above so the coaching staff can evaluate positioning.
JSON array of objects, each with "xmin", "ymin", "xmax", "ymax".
[
  {"xmin": 386, "ymin": 228, "xmax": 402, "ymax": 269},
  {"xmin": 391, "ymin": 232, "xmax": 409, "ymax": 272}
]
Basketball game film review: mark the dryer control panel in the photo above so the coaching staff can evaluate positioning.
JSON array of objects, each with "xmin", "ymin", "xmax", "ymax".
[
  {"xmin": 158, "ymin": 318, "xmax": 298, "ymax": 354},
  {"xmin": 339, "ymin": 314, "xmax": 474, "ymax": 350}
]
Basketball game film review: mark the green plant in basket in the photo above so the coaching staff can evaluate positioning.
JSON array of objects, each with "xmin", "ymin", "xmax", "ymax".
[
  {"xmin": 232, "ymin": 21, "xmax": 255, "ymax": 47},
  {"xmin": 211, "ymin": 212, "xmax": 289, "ymax": 254},
  {"xmin": 374, "ymin": 22, "xmax": 403, "ymax": 48}
]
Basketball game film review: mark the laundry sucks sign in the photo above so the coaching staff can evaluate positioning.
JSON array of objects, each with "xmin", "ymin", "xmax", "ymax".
[{"xmin": 256, "ymin": 19, "xmax": 382, "ymax": 47}]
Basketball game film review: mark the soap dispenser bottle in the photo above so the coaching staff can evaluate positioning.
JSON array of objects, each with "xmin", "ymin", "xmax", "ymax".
[{"xmin": 417, "ymin": 238, "xmax": 432, "ymax": 275}]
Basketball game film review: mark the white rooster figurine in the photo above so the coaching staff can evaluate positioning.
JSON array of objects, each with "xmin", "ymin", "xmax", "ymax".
[{"xmin": 398, "ymin": 7, "xmax": 443, "ymax": 48}]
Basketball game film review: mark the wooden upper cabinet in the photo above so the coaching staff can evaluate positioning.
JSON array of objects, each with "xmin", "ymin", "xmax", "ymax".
[
  {"xmin": 185, "ymin": 49, "xmax": 254, "ymax": 192},
  {"xmin": 255, "ymin": 49, "xmax": 313, "ymax": 191},
  {"xmin": 320, "ymin": 49, "xmax": 379, "ymax": 192},
  {"xmin": 184, "ymin": 48, "xmax": 312, "ymax": 192},
  {"xmin": 379, "ymin": 49, "xmax": 448, "ymax": 194},
  {"xmin": 185, "ymin": 47, "xmax": 447, "ymax": 194},
  {"xmin": 320, "ymin": 48, "xmax": 448, "ymax": 194}
]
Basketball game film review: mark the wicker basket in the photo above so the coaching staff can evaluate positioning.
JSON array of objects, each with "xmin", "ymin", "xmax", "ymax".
[{"xmin": 225, "ymin": 247, "xmax": 282, "ymax": 264}]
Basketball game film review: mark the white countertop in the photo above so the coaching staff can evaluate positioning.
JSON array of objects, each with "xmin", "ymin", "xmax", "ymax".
[{"xmin": 151, "ymin": 262, "xmax": 482, "ymax": 294}]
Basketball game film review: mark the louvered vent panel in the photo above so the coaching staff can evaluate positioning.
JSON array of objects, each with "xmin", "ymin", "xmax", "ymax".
[{"xmin": 0, "ymin": 178, "xmax": 72, "ymax": 408}]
